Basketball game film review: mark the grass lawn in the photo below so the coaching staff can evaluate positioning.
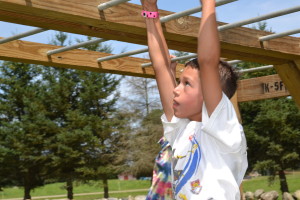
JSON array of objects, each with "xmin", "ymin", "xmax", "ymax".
[
  {"xmin": 0, "ymin": 180, "xmax": 151, "ymax": 199},
  {"xmin": 242, "ymin": 171, "xmax": 300, "ymax": 194}
]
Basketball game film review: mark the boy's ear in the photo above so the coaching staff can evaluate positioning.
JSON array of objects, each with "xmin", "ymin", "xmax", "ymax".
[{"xmin": 230, "ymin": 92, "xmax": 242, "ymax": 124}]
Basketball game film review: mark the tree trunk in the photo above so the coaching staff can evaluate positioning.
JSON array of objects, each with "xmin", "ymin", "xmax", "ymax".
[
  {"xmin": 24, "ymin": 185, "xmax": 31, "ymax": 200},
  {"xmin": 103, "ymin": 178, "xmax": 109, "ymax": 198},
  {"xmin": 278, "ymin": 169, "xmax": 289, "ymax": 194},
  {"xmin": 66, "ymin": 179, "xmax": 73, "ymax": 200},
  {"xmin": 23, "ymin": 174, "xmax": 32, "ymax": 200}
]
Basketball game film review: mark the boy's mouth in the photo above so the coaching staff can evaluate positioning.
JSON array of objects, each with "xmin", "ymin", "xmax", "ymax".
[{"xmin": 173, "ymin": 100, "xmax": 179, "ymax": 108}]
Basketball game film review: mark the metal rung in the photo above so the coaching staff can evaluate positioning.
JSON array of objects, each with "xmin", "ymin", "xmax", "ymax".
[
  {"xmin": 160, "ymin": 0, "xmax": 237, "ymax": 23},
  {"xmin": 239, "ymin": 65, "xmax": 274, "ymax": 73},
  {"xmin": 219, "ymin": 5, "xmax": 300, "ymax": 32},
  {"xmin": 259, "ymin": 28, "xmax": 300, "ymax": 42},
  {"xmin": 228, "ymin": 60, "xmax": 243, "ymax": 65},
  {"xmin": 0, "ymin": 28, "xmax": 47, "ymax": 44},
  {"xmin": 97, "ymin": 0, "xmax": 236, "ymax": 63},
  {"xmin": 142, "ymin": 53, "xmax": 242, "ymax": 68},
  {"xmin": 141, "ymin": 53, "xmax": 197, "ymax": 68},
  {"xmin": 47, "ymin": 38, "xmax": 107, "ymax": 56},
  {"xmin": 97, "ymin": 47, "xmax": 148, "ymax": 62},
  {"xmin": 98, "ymin": 0, "xmax": 130, "ymax": 11}
]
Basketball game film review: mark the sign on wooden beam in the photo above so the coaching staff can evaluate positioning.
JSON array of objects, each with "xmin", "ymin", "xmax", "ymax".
[{"xmin": 237, "ymin": 74, "xmax": 290, "ymax": 102}]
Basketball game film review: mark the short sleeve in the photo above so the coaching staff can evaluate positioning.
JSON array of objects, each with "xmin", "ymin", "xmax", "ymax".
[
  {"xmin": 201, "ymin": 93, "xmax": 243, "ymax": 152},
  {"xmin": 161, "ymin": 114, "xmax": 189, "ymax": 147}
]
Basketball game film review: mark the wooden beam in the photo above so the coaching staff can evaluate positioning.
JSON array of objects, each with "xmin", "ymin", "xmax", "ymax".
[
  {"xmin": 0, "ymin": 0, "xmax": 300, "ymax": 64},
  {"xmin": 237, "ymin": 74, "xmax": 290, "ymax": 102},
  {"xmin": 231, "ymin": 92, "xmax": 242, "ymax": 123},
  {"xmin": 0, "ymin": 37, "xmax": 158, "ymax": 78},
  {"xmin": 275, "ymin": 62, "xmax": 300, "ymax": 107},
  {"xmin": 0, "ymin": 38, "xmax": 293, "ymax": 104}
]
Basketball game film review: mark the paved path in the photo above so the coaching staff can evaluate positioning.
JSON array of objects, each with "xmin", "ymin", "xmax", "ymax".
[{"xmin": 1, "ymin": 188, "xmax": 149, "ymax": 200}]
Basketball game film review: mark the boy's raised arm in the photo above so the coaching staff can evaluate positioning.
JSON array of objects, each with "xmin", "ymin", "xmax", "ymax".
[
  {"xmin": 141, "ymin": 0, "xmax": 176, "ymax": 121},
  {"xmin": 197, "ymin": 0, "xmax": 222, "ymax": 116}
]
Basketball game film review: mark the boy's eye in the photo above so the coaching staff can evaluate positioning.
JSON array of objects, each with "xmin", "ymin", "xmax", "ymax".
[{"xmin": 185, "ymin": 81, "xmax": 191, "ymax": 86}]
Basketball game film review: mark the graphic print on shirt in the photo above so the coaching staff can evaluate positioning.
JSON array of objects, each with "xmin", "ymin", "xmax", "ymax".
[
  {"xmin": 178, "ymin": 193, "xmax": 187, "ymax": 200},
  {"xmin": 172, "ymin": 134, "xmax": 202, "ymax": 196},
  {"xmin": 190, "ymin": 179, "xmax": 202, "ymax": 194}
]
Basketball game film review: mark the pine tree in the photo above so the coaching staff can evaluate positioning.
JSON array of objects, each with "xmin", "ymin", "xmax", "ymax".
[
  {"xmin": 0, "ymin": 62, "xmax": 57, "ymax": 199},
  {"xmin": 239, "ymin": 22, "xmax": 300, "ymax": 195},
  {"xmin": 42, "ymin": 32, "xmax": 122, "ymax": 199}
]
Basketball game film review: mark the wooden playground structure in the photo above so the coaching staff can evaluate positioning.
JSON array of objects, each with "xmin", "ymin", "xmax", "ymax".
[{"xmin": 0, "ymin": 0, "xmax": 299, "ymax": 107}]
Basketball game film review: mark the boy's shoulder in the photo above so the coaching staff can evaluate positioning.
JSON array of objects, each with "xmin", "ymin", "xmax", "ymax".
[{"xmin": 202, "ymin": 93, "xmax": 240, "ymax": 127}]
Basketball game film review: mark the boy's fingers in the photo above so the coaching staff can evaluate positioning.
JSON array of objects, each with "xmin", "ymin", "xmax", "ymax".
[
  {"xmin": 170, "ymin": 56, "xmax": 178, "ymax": 66},
  {"xmin": 170, "ymin": 55, "xmax": 177, "ymax": 62}
]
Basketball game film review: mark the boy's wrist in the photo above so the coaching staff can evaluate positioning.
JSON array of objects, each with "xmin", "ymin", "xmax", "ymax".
[
  {"xmin": 141, "ymin": 3, "xmax": 159, "ymax": 19},
  {"xmin": 141, "ymin": 10, "xmax": 159, "ymax": 18}
]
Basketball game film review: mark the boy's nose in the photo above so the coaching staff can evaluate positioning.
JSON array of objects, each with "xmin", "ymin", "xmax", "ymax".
[{"xmin": 173, "ymin": 86, "xmax": 180, "ymax": 97}]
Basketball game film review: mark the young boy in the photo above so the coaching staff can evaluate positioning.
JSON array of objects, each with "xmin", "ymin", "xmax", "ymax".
[{"xmin": 141, "ymin": 0, "xmax": 248, "ymax": 199}]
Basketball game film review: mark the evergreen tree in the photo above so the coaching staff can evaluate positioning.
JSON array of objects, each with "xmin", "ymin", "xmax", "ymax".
[
  {"xmin": 0, "ymin": 62, "xmax": 57, "ymax": 199},
  {"xmin": 238, "ymin": 22, "xmax": 300, "ymax": 195},
  {"xmin": 42, "ymin": 32, "xmax": 122, "ymax": 199},
  {"xmin": 241, "ymin": 98, "xmax": 300, "ymax": 194},
  {"xmin": 0, "ymin": 32, "xmax": 123, "ymax": 199}
]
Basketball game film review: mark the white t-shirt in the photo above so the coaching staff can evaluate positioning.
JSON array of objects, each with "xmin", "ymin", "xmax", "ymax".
[{"xmin": 161, "ymin": 93, "xmax": 248, "ymax": 200}]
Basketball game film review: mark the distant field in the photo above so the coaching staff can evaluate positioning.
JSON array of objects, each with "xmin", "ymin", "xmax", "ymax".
[{"xmin": 1, "ymin": 172, "xmax": 299, "ymax": 200}]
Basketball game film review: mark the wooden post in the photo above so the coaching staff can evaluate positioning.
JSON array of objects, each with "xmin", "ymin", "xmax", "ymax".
[{"xmin": 275, "ymin": 61, "xmax": 300, "ymax": 107}]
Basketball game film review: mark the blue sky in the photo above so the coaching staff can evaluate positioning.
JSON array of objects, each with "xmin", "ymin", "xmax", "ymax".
[{"xmin": 0, "ymin": 0, "xmax": 299, "ymax": 56}]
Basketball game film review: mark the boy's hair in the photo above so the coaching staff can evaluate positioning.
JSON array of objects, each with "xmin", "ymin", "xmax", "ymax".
[{"xmin": 185, "ymin": 58, "xmax": 239, "ymax": 99}]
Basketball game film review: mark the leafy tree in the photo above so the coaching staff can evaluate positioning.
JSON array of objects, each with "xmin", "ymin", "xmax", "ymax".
[
  {"xmin": 122, "ymin": 77, "xmax": 160, "ymax": 119},
  {"xmin": 118, "ymin": 74, "xmax": 163, "ymax": 179},
  {"xmin": 129, "ymin": 109, "xmax": 163, "ymax": 178},
  {"xmin": 171, "ymin": 50, "xmax": 190, "ymax": 64}
]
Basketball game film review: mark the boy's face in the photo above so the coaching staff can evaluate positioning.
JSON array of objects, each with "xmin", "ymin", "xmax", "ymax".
[{"xmin": 173, "ymin": 66, "xmax": 203, "ymax": 122}]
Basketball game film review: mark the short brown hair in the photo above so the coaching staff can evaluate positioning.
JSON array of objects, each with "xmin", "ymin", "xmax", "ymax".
[{"xmin": 185, "ymin": 58, "xmax": 239, "ymax": 99}]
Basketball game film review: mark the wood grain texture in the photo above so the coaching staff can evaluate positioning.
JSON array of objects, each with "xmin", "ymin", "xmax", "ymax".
[
  {"xmin": 275, "ymin": 62, "xmax": 300, "ymax": 107},
  {"xmin": 0, "ymin": 37, "xmax": 159, "ymax": 78},
  {"xmin": 0, "ymin": 0, "xmax": 300, "ymax": 64},
  {"xmin": 237, "ymin": 74, "xmax": 290, "ymax": 102},
  {"xmin": 0, "ymin": 37, "xmax": 295, "ymax": 103}
]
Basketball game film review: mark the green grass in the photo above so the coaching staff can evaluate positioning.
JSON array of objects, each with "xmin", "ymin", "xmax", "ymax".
[
  {"xmin": 28, "ymin": 191, "xmax": 149, "ymax": 200},
  {"xmin": 1, "ymin": 172, "xmax": 299, "ymax": 200},
  {"xmin": 0, "ymin": 180, "xmax": 151, "ymax": 199},
  {"xmin": 243, "ymin": 171, "xmax": 300, "ymax": 194}
]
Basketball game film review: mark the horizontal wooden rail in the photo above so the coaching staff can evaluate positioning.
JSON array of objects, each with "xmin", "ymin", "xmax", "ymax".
[
  {"xmin": 0, "ymin": 38, "xmax": 293, "ymax": 104},
  {"xmin": 0, "ymin": 0, "xmax": 299, "ymax": 65}
]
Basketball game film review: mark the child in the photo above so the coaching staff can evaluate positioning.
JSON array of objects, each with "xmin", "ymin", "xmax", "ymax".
[{"xmin": 141, "ymin": 0, "xmax": 248, "ymax": 199}]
